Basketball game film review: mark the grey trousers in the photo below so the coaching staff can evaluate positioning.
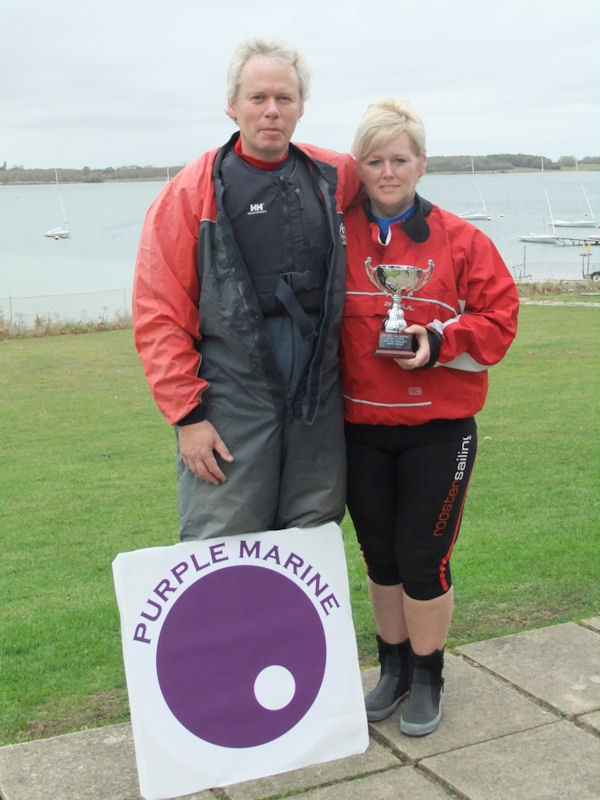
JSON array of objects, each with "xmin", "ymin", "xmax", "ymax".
[{"xmin": 176, "ymin": 387, "xmax": 346, "ymax": 541}]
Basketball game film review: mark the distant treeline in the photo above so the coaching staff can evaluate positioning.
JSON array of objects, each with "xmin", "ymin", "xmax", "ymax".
[
  {"xmin": 0, "ymin": 164, "xmax": 184, "ymax": 185},
  {"xmin": 426, "ymin": 154, "xmax": 600, "ymax": 173},
  {"xmin": 1, "ymin": 154, "xmax": 599, "ymax": 184}
]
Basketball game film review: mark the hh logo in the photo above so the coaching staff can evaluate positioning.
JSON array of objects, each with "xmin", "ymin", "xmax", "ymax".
[{"xmin": 248, "ymin": 202, "xmax": 267, "ymax": 215}]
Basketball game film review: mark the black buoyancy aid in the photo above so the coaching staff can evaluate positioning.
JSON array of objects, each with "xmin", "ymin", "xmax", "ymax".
[{"xmin": 220, "ymin": 149, "xmax": 330, "ymax": 340}]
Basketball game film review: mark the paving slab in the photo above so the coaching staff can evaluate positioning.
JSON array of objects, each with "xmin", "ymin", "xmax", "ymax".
[
  {"xmin": 223, "ymin": 738, "xmax": 402, "ymax": 800},
  {"xmin": 581, "ymin": 710, "xmax": 600, "ymax": 733},
  {"xmin": 421, "ymin": 720, "xmax": 600, "ymax": 800},
  {"xmin": 0, "ymin": 724, "xmax": 212, "ymax": 800},
  {"xmin": 261, "ymin": 766, "xmax": 453, "ymax": 800},
  {"xmin": 2, "ymin": 622, "xmax": 599, "ymax": 800},
  {"xmin": 366, "ymin": 653, "xmax": 554, "ymax": 759},
  {"xmin": 456, "ymin": 622, "xmax": 600, "ymax": 716}
]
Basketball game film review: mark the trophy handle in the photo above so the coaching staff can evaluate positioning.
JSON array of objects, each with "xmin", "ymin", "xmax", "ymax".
[
  {"xmin": 412, "ymin": 259, "xmax": 434, "ymax": 294},
  {"xmin": 364, "ymin": 257, "xmax": 382, "ymax": 292}
]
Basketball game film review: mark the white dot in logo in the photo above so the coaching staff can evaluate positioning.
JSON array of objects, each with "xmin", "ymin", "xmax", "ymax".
[{"xmin": 254, "ymin": 665, "xmax": 296, "ymax": 711}]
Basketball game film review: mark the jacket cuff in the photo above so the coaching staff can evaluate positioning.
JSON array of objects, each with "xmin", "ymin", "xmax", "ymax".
[
  {"xmin": 176, "ymin": 404, "xmax": 207, "ymax": 426},
  {"xmin": 419, "ymin": 328, "xmax": 442, "ymax": 369}
]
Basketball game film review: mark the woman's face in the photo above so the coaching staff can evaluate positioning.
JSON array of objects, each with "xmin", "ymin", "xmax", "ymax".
[{"xmin": 357, "ymin": 131, "xmax": 426, "ymax": 217}]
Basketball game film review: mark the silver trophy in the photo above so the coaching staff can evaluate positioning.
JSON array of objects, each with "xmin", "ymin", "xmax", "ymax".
[{"xmin": 365, "ymin": 258, "xmax": 434, "ymax": 357}]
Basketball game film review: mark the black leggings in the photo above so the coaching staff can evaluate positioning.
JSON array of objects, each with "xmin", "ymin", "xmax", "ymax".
[{"xmin": 345, "ymin": 417, "xmax": 477, "ymax": 601}]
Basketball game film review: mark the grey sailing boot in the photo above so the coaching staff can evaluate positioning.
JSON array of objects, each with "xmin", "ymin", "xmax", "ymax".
[
  {"xmin": 365, "ymin": 636, "xmax": 411, "ymax": 722},
  {"xmin": 400, "ymin": 648, "xmax": 444, "ymax": 736}
]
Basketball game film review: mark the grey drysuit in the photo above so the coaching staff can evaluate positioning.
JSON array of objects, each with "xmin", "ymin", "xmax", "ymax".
[{"xmin": 177, "ymin": 136, "xmax": 348, "ymax": 540}]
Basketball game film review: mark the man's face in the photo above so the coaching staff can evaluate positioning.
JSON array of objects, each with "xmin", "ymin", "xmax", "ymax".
[{"xmin": 227, "ymin": 55, "xmax": 304, "ymax": 162}]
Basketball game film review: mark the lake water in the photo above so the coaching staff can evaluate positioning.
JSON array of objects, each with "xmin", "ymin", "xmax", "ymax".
[{"xmin": 1, "ymin": 169, "xmax": 599, "ymax": 324}]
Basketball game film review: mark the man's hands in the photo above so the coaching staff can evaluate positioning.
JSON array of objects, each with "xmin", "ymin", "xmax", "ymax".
[{"xmin": 178, "ymin": 420, "xmax": 234, "ymax": 485}]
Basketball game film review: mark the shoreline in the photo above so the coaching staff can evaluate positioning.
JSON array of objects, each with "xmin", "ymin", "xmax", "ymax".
[
  {"xmin": 3, "ymin": 166, "xmax": 600, "ymax": 187},
  {"xmin": 2, "ymin": 284, "xmax": 598, "ymax": 340}
]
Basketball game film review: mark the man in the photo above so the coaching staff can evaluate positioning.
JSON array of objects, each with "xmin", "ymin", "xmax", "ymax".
[{"xmin": 133, "ymin": 38, "xmax": 359, "ymax": 540}]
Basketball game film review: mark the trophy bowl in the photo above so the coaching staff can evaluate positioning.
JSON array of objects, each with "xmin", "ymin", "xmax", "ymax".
[{"xmin": 365, "ymin": 258, "xmax": 434, "ymax": 358}]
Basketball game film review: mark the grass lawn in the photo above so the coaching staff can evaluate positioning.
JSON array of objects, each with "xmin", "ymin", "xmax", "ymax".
[{"xmin": 1, "ymin": 304, "xmax": 599, "ymax": 745}]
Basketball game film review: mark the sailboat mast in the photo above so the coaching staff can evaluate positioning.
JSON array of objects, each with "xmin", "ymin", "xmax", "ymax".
[
  {"xmin": 581, "ymin": 184, "xmax": 595, "ymax": 220},
  {"xmin": 476, "ymin": 181, "xmax": 487, "ymax": 213},
  {"xmin": 58, "ymin": 194, "xmax": 69, "ymax": 230},
  {"xmin": 544, "ymin": 187, "xmax": 557, "ymax": 236},
  {"xmin": 55, "ymin": 167, "xmax": 69, "ymax": 231}
]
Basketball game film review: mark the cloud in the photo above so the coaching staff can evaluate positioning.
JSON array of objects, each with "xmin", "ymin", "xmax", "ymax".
[{"xmin": 1, "ymin": 0, "xmax": 598, "ymax": 167}]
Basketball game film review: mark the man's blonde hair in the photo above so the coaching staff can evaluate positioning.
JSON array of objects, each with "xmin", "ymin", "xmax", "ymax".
[{"xmin": 226, "ymin": 37, "xmax": 311, "ymax": 103}]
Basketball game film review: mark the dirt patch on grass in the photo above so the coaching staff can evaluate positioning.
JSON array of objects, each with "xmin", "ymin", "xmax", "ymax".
[{"xmin": 25, "ymin": 690, "xmax": 130, "ymax": 741}]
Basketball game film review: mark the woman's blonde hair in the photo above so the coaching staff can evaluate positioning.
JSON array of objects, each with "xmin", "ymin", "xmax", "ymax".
[{"xmin": 352, "ymin": 98, "xmax": 426, "ymax": 160}]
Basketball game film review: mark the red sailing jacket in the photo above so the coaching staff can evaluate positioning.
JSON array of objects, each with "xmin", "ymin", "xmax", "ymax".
[
  {"xmin": 132, "ymin": 137, "xmax": 358, "ymax": 426},
  {"xmin": 341, "ymin": 198, "xmax": 519, "ymax": 426}
]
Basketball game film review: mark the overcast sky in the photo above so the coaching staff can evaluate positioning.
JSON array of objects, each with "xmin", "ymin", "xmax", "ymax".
[{"xmin": 2, "ymin": 0, "xmax": 599, "ymax": 169}]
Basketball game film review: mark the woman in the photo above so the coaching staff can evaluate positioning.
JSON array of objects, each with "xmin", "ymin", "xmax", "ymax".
[{"xmin": 341, "ymin": 99, "xmax": 519, "ymax": 736}]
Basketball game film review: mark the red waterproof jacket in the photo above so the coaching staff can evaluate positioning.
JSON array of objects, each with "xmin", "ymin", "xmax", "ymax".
[
  {"xmin": 341, "ymin": 197, "xmax": 519, "ymax": 426},
  {"xmin": 133, "ymin": 137, "xmax": 358, "ymax": 426}
]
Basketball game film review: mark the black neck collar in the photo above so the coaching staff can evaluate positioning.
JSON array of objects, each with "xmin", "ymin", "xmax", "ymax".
[{"xmin": 365, "ymin": 193, "xmax": 432, "ymax": 243}]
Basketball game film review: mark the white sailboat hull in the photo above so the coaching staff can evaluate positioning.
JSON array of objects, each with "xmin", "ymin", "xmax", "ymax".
[
  {"xmin": 460, "ymin": 211, "xmax": 491, "ymax": 220},
  {"xmin": 44, "ymin": 226, "xmax": 70, "ymax": 239},
  {"xmin": 551, "ymin": 219, "xmax": 599, "ymax": 228},
  {"xmin": 519, "ymin": 233, "xmax": 559, "ymax": 244}
]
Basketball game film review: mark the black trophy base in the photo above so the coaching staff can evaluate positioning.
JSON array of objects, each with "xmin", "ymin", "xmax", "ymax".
[{"xmin": 374, "ymin": 331, "xmax": 415, "ymax": 359}]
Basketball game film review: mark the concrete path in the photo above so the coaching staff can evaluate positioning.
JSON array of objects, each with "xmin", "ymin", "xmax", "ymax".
[{"xmin": 1, "ymin": 619, "xmax": 599, "ymax": 800}]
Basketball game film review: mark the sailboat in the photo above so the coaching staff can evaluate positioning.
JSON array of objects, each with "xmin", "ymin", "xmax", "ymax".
[
  {"xmin": 44, "ymin": 168, "xmax": 70, "ymax": 239},
  {"xmin": 459, "ymin": 158, "xmax": 491, "ymax": 220},
  {"xmin": 520, "ymin": 187, "xmax": 560, "ymax": 243},
  {"xmin": 551, "ymin": 182, "xmax": 599, "ymax": 228},
  {"xmin": 520, "ymin": 157, "xmax": 560, "ymax": 244}
]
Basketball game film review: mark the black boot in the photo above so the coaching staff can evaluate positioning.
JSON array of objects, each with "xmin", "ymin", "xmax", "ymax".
[
  {"xmin": 400, "ymin": 648, "xmax": 444, "ymax": 736},
  {"xmin": 365, "ymin": 635, "xmax": 411, "ymax": 722}
]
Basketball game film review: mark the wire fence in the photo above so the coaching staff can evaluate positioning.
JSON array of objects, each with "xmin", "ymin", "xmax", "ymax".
[
  {"xmin": 1, "ymin": 266, "xmax": 597, "ymax": 332},
  {"xmin": 508, "ymin": 256, "xmax": 598, "ymax": 282},
  {"xmin": 0, "ymin": 288, "xmax": 132, "ymax": 330}
]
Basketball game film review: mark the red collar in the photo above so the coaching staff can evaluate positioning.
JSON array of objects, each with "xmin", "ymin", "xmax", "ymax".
[{"xmin": 234, "ymin": 137, "xmax": 289, "ymax": 171}]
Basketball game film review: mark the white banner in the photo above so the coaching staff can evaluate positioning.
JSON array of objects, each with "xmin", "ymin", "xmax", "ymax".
[{"xmin": 113, "ymin": 523, "xmax": 369, "ymax": 800}]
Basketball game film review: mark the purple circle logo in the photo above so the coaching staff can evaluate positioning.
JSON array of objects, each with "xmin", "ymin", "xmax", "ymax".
[{"xmin": 156, "ymin": 565, "xmax": 327, "ymax": 748}]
